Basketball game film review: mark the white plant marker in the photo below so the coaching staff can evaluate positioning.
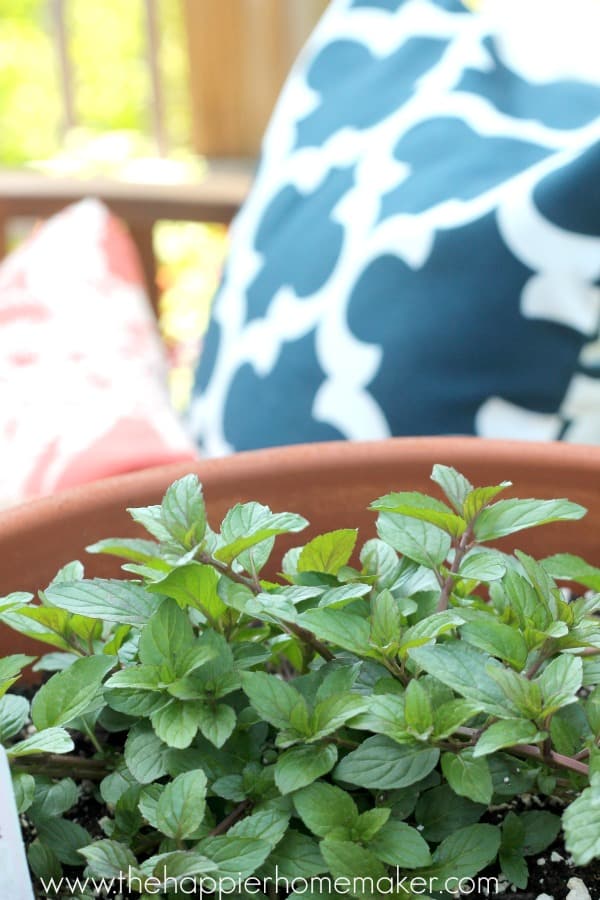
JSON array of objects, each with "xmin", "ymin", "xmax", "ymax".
[{"xmin": 0, "ymin": 746, "xmax": 35, "ymax": 900}]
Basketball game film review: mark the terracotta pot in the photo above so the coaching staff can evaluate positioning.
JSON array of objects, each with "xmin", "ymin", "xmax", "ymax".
[{"xmin": 2, "ymin": 437, "xmax": 600, "ymax": 669}]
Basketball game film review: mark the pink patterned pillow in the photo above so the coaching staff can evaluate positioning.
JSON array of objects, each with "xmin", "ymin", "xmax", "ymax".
[{"xmin": 0, "ymin": 198, "xmax": 198, "ymax": 508}]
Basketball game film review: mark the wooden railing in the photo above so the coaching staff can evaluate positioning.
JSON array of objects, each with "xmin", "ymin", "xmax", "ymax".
[{"xmin": 0, "ymin": 162, "xmax": 253, "ymax": 314}]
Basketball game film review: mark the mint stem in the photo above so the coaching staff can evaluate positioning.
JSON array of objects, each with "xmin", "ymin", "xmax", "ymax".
[{"xmin": 197, "ymin": 551, "xmax": 335, "ymax": 662}]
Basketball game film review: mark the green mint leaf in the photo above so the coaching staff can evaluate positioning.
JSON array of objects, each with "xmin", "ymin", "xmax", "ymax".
[
  {"xmin": 538, "ymin": 654, "xmax": 583, "ymax": 715},
  {"xmin": 317, "ymin": 583, "xmax": 371, "ymax": 609},
  {"xmin": 297, "ymin": 529, "xmax": 358, "ymax": 576},
  {"xmin": 104, "ymin": 664, "xmax": 164, "ymax": 692},
  {"xmin": 79, "ymin": 839, "xmax": 139, "ymax": 878},
  {"xmin": 359, "ymin": 539, "xmax": 401, "ymax": 590},
  {"xmin": 520, "ymin": 811, "xmax": 561, "ymax": 856},
  {"xmin": 297, "ymin": 608, "xmax": 370, "ymax": 656},
  {"xmin": 160, "ymin": 474, "xmax": 207, "ymax": 550},
  {"xmin": 44, "ymin": 579, "xmax": 157, "ymax": 625},
  {"xmin": 0, "ymin": 693, "xmax": 29, "ymax": 742},
  {"xmin": 0, "ymin": 592, "xmax": 32, "ymax": 614},
  {"xmin": 474, "ymin": 498, "xmax": 586, "ymax": 542},
  {"xmin": 267, "ymin": 830, "xmax": 326, "ymax": 879},
  {"xmin": 216, "ymin": 503, "xmax": 308, "ymax": 566},
  {"xmin": 369, "ymin": 590, "xmax": 402, "ymax": 651},
  {"xmin": 12, "ymin": 772, "xmax": 35, "ymax": 813},
  {"xmin": 563, "ymin": 781, "xmax": 600, "ymax": 865},
  {"xmin": 415, "ymin": 785, "xmax": 485, "ymax": 843},
  {"xmin": 127, "ymin": 504, "xmax": 172, "ymax": 542},
  {"xmin": 542, "ymin": 553, "xmax": 600, "ymax": 592},
  {"xmin": 458, "ymin": 550, "xmax": 507, "ymax": 582},
  {"xmin": 404, "ymin": 680, "xmax": 434, "ymax": 740},
  {"xmin": 334, "ymin": 735, "xmax": 439, "ymax": 790},
  {"xmin": 354, "ymin": 807, "xmax": 391, "ymax": 842},
  {"xmin": 369, "ymin": 820, "xmax": 432, "ymax": 868},
  {"xmin": 197, "ymin": 703, "xmax": 236, "ymax": 748},
  {"xmin": 462, "ymin": 483, "xmax": 511, "ymax": 522},
  {"xmin": 432, "ymin": 699, "xmax": 482, "ymax": 740},
  {"xmin": 147, "ymin": 563, "xmax": 225, "ymax": 621},
  {"xmin": 241, "ymin": 671, "xmax": 307, "ymax": 731},
  {"xmin": 124, "ymin": 722, "xmax": 171, "ymax": 783},
  {"xmin": 155, "ymin": 770, "xmax": 207, "ymax": 840},
  {"xmin": 460, "ymin": 619, "xmax": 528, "ymax": 670},
  {"xmin": 473, "ymin": 719, "xmax": 546, "ymax": 757},
  {"xmin": 0, "ymin": 654, "xmax": 36, "ymax": 698},
  {"xmin": 86, "ymin": 537, "xmax": 167, "ymax": 568},
  {"xmin": 138, "ymin": 597, "xmax": 194, "ymax": 671},
  {"xmin": 151, "ymin": 699, "xmax": 202, "ymax": 749},
  {"xmin": 37, "ymin": 818, "xmax": 91, "ymax": 866},
  {"xmin": 319, "ymin": 840, "xmax": 386, "ymax": 888},
  {"xmin": 371, "ymin": 491, "xmax": 466, "ymax": 537},
  {"xmin": 229, "ymin": 804, "xmax": 289, "ymax": 850},
  {"xmin": 420, "ymin": 823, "xmax": 501, "ymax": 887},
  {"xmin": 311, "ymin": 694, "xmax": 368, "ymax": 741},
  {"xmin": 29, "ymin": 778, "xmax": 78, "ymax": 819},
  {"xmin": 293, "ymin": 782, "xmax": 358, "ymax": 837},
  {"xmin": 441, "ymin": 750, "xmax": 493, "ymax": 804},
  {"xmin": 198, "ymin": 835, "xmax": 271, "ymax": 879},
  {"xmin": 9, "ymin": 727, "xmax": 74, "ymax": 757},
  {"xmin": 409, "ymin": 642, "xmax": 519, "ymax": 718},
  {"xmin": 376, "ymin": 512, "xmax": 451, "ymax": 570},
  {"xmin": 31, "ymin": 655, "xmax": 114, "ymax": 729},
  {"xmin": 275, "ymin": 744, "xmax": 338, "ymax": 794},
  {"xmin": 430, "ymin": 465, "xmax": 473, "ymax": 513}
]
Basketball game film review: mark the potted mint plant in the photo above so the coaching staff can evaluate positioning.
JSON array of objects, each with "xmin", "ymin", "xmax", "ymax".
[{"xmin": 1, "ymin": 463, "xmax": 599, "ymax": 898}]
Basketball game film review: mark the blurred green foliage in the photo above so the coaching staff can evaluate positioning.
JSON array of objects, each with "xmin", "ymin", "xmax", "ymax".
[{"xmin": 0, "ymin": 0, "xmax": 191, "ymax": 165}]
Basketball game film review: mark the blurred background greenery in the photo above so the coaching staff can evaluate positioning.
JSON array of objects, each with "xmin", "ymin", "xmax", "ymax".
[
  {"xmin": 0, "ymin": 0, "xmax": 190, "ymax": 163},
  {"xmin": 0, "ymin": 0, "xmax": 228, "ymax": 408}
]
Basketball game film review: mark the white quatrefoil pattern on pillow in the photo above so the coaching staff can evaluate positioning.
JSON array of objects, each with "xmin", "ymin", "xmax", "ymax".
[{"xmin": 189, "ymin": 0, "xmax": 600, "ymax": 455}]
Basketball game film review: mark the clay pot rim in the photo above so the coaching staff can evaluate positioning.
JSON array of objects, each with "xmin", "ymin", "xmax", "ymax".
[{"xmin": 3, "ymin": 435, "xmax": 600, "ymax": 535}]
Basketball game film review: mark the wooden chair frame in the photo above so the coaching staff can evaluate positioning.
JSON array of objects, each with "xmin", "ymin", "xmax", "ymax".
[{"xmin": 0, "ymin": 161, "xmax": 253, "ymax": 314}]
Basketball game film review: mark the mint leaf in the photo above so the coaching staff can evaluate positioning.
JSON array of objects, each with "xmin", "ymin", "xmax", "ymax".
[
  {"xmin": 419, "ymin": 823, "xmax": 501, "ymax": 887},
  {"xmin": 409, "ymin": 642, "xmax": 518, "ymax": 718},
  {"xmin": 473, "ymin": 719, "xmax": 546, "ymax": 757},
  {"xmin": 369, "ymin": 820, "xmax": 432, "ymax": 868},
  {"xmin": 460, "ymin": 619, "xmax": 528, "ymax": 670},
  {"xmin": 334, "ymin": 735, "xmax": 439, "ymax": 789},
  {"xmin": 216, "ymin": 504, "xmax": 307, "ymax": 566},
  {"xmin": 197, "ymin": 704, "xmax": 236, "ymax": 748},
  {"xmin": 241, "ymin": 671, "xmax": 307, "ymax": 731},
  {"xmin": 45, "ymin": 579, "xmax": 157, "ymax": 625},
  {"xmin": 0, "ymin": 694, "xmax": 29, "ymax": 742},
  {"xmin": 297, "ymin": 530, "xmax": 358, "ymax": 576},
  {"xmin": 275, "ymin": 744, "xmax": 338, "ymax": 794},
  {"xmin": 371, "ymin": 492, "xmax": 466, "ymax": 537},
  {"xmin": 151, "ymin": 699, "xmax": 202, "ymax": 749},
  {"xmin": 31, "ymin": 655, "xmax": 114, "ymax": 729},
  {"xmin": 563, "ymin": 781, "xmax": 600, "ymax": 865},
  {"xmin": 293, "ymin": 782, "xmax": 358, "ymax": 837},
  {"xmin": 430, "ymin": 465, "xmax": 473, "ymax": 512},
  {"xmin": 156, "ymin": 770, "xmax": 207, "ymax": 840},
  {"xmin": 377, "ymin": 512, "xmax": 451, "ymax": 570},
  {"xmin": 474, "ymin": 498, "xmax": 586, "ymax": 541},
  {"xmin": 161, "ymin": 474, "xmax": 207, "ymax": 550},
  {"xmin": 9, "ymin": 727, "xmax": 74, "ymax": 757},
  {"xmin": 441, "ymin": 750, "xmax": 493, "ymax": 804},
  {"xmin": 138, "ymin": 598, "xmax": 194, "ymax": 672}
]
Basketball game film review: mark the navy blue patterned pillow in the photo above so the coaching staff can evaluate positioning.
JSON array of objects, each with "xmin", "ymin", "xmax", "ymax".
[{"xmin": 189, "ymin": 0, "xmax": 600, "ymax": 455}]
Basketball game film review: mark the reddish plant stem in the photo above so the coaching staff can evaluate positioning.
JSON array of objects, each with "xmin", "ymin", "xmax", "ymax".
[
  {"xmin": 437, "ymin": 525, "xmax": 473, "ymax": 612},
  {"xmin": 510, "ymin": 743, "xmax": 589, "ymax": 778},
  {"xmin": 209, "ymin": 800, "xmax": 252, "ymax": 836},
  {"xmin": 197, "ymin": 551, "xmax": 335, "ymax": 662}
]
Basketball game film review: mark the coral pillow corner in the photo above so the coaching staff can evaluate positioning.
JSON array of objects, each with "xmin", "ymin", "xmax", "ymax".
[{"xmin": 0, "ymin": 198, "xmax": 198, "ymax": 509}]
